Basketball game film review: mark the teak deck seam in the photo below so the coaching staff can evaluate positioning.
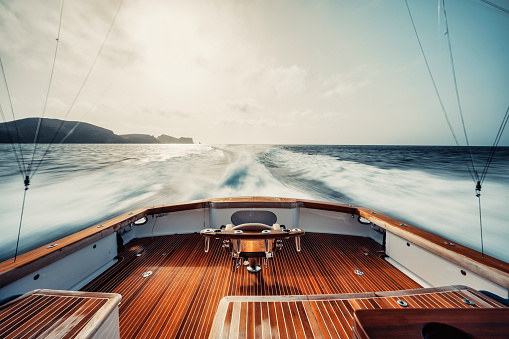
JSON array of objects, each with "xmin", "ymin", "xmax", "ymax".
[{"xmin": 78, "ymin": 232, "xmax": 504, "ymax": 338}]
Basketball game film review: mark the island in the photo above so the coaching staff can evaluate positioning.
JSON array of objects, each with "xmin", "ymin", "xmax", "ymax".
[{"xmin": 0, "ymin": 118, "xmax": 194, "ymax": 144}]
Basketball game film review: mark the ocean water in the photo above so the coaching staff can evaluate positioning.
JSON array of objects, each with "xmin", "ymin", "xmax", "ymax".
[{"xmin": 0, "ymin": 144, "xmax": 508, "ymax": 263}]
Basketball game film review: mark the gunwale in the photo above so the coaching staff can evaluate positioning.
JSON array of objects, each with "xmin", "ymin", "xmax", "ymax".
[{"xmin": 1, "ymin": 197, "xmax": 508, "ymax": 290}]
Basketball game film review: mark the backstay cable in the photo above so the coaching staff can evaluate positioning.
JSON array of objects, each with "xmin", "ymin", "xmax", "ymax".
[
  {"xmin": 442, "ymin": 0, "xmax": 479, "ymax": 183},
  {"xmin": 404, "ymin": 0, "xmax": 478, "ymax": 183},
  {"xmin": 0, "ymin": 57, "xmax": 28, "ymax": 176},
  {"xmin": 404, "ymin": 0, "xmax": 460, "ymax": 146},
  {"xmin": 59, "ymin": 52, "xmax": 133, "ymax": 144},
  {"xmin": 13, "ymin": 187, "xmax": 29, "ymax": 263},
  {"xmin": 479, "ymin": 105, "xmax": 509, "ymax": 184},
  {"xmin": 0, "ymin": 104, "xmax": 25, "ymax": 180},
  {"xmin": 405, "ymin": 0, "xmax": 509, "ymax": 259},
  {"xmin": 29, "ymin": 0, "xmax": 125, "ymax": 180},
  {"xmin": 27, "ymin": 0, "xmax": 65, "ymax": 176},
  {"xmin": 478, "ymin": 0, "xmax": 509, "ymax": 16}
]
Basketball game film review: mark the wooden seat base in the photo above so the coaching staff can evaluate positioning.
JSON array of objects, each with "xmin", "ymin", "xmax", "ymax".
[
  {"xmin": 209, "ymin": 286, "xmax": 506, "ymax": 338},
  {"xmin": 0, "ymin": 289, "xmax": 121, "ymax": 339}
]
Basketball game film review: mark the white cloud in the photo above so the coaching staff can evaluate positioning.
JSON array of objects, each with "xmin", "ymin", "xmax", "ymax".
[
  {"xmin": 221, "ymin": 118, "xmax": 292, "ymax": 128},
  {"xmin": 228, "ymin": 100, "xmax": 264, "ymax": 114},
  {"xmin": 322, "ymin": 76, "xmax": 367, "ymax": 97},
  {"xmin": 288, "ymin": 110, "xmax": 349, "ymax": 120},
  {"xmin": 264, "ymin": 65, "xmax": 307, "ymax": 95},
  {"xmin": 134, "ymin": 107, "xmax": 191, "ymax": 118},
  {"xmin": 321, "ymin": 67, "xmax": 371, "ymax": 98}
]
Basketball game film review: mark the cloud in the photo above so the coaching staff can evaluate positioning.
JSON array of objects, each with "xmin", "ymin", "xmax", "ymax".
[
  {"xmin": 321, "ymin": 67, "xmax": 371, "ymax": 98},
  {"xmin": 221, "ymin": 118, "xmax": 292, "ymax": 128},
  {"xmin": 322, "ymin": 77, "xmax": 367, "ymax": 98},
  {"xmin": 135, "ymin": 107, "xmax": 191, "ymax": 118},
  {"xmin": 288, "ymin": 110, "xmax": 349, "ymax": 120},
  {"xmin": 228, "ymin": 100, "xmax": 264, "ymax": 114},
  {"xmin": 264, "ymin": 65, "xmax": 307, "ymax": 95}
]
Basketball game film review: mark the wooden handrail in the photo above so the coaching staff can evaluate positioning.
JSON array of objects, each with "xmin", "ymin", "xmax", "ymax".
[{"xmin": 0, "ymin": 197, "xmax": 507, "ymax": 290}]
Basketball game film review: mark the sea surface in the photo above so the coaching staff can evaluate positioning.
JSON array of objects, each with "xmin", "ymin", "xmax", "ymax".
[{"xmin": 0, "ymin": 144, "xmax": 508, "ymax": 263}]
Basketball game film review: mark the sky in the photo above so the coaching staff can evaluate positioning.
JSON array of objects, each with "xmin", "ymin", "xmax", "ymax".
[{"xmin": 0, "ymin": 0, "xmax": 508, "ymax": 145}]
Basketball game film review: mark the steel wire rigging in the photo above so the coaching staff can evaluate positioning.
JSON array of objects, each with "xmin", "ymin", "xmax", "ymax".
[
  {"xmin": 0, "ymin": 103, "xmax": 25, "ymax": 181},
  {"xmin": 478, "ymin": 0, "xmax": 509, "ymax": 16},
  {"xmin": 442, "ymin": 0, "xmax": 479, "ymax": 184},
  {"xmin": 404, "ymin": 0, "xmax": 509, "ymax": 258},
  {"xmin": 2, "ymin": 0, "xmax": 126, "ymax": 262},
  {"xmin": 0, "ymin": 58, "xmax": 28, "ymax": 177},
  {"xmin": 29, "ymin": 0, "xmax": 126, "ymax": 180},
  {"xmin": 27, "ymin": 0, "xmax": 66, "ymax": 178},
  {"xmin": 59, "ymin": 52, "xmax": 133, "ymax": 144}
]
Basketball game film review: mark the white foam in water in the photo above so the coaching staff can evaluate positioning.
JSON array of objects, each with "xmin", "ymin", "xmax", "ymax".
[
  {"xmin": 267, "ymin": 148, "xmax": 509, "ymax": 262},
  {"xmin": 173, "ymin": 145, "xmax": 313, "ymax": 201},
  {"xmin": 0, "ymin": 144, "xmax": 507, "ymax": 263}
]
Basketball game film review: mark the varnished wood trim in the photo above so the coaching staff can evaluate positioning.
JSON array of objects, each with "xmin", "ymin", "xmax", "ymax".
[
  {"xmin": 353, "ymin": 308, "xmax": 509, "ymax": 339},
  {"xmin": 1, "ymin": 197, "xmax": 508, "ymax": 291},
  {"xmin": 297, "ymin": 199, "xmax": 357, "ymax": 214},
  {"xmin": 0, "ymin": 289, "xmax": 121, "ymax": 339},
  {"xmin": 208, "ymin": 297, "xmax": 229, "ymax": 339},
  {"xmin": 0, "ymin": 208, "xmax": 149, "ymax": 289},
  {"xmin": 210, "ymin": 285, "xmax": 506, "ymax": 339},
  {"xmin": 356, "ymin": 206, "xmax": 509, "ymax": 289},
  {"xmin": 212, "ymin": 285, "xmax": 470, "ymax": 304},
  {"xmin": 373, "ymin": 285, "xmax": 467, "ymax": 298}
]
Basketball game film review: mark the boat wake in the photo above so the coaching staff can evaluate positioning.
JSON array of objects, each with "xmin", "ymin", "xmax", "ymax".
[{"xmin": 0, "ymin": 144, "xmax": 508, "ymax": 263}]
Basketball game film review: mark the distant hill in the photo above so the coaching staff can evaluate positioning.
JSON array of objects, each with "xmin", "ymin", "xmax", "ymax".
[
  {"xmin": 157, "ymin": 134, "xmax": 194, "ymax": 144},
  {"xmin": 0, "ymin": 118, "xmax": 194, "ymax": 144},
  {"xmin": 120, "ymin": 134, "xmax": 160, "ymax": 143}
]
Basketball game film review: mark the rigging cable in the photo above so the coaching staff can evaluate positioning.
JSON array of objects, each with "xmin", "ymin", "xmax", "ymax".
[
  {"xmin": 442, "ymin": 0, "xmax": 479, "ymax": 183},
  {"xmin": 59, "ymin": 52, "xmax": 133, "ymax": 144},
  {"xmin": 443, "ymin": 0, "xmax": 486, "ymax": 257},
  {"xmin": 405, "ymin": 0, "xmax": 459, "ymax": 146},
  {"xmin": 478, "ymin": 0, "xmax": 509, "ymax": 16},
  {"xmin": 0, "ymin": 105, "xmax": 26, "ymax": 180},
  {"xmin": 13, "ymin": 185, "xmax": 29, "ymax": 263},
  {"xmin": 405, "ymin": 0, "xmax": 509, "ymax": 258},
  {"xmin": 27, "ymin": 0, "xmax": 65, "ymax": 176},
  {"xmin": 476, "ymin": 192, "xmax": 485, "ymax": 258},
  {"xmin": 479, "ymin": 105, "xmax": 509, "ymax": 184},
  {"xmin": 0, "ymin": 57, "xmax": 28, "ymax": 176},
  {"xmin": 29, "ymin": 0, "xmax": 125, "ymax": 180},
  {"xmin": 404, "ymin": 0, "xmax": 478, "ymax": 183},
  {"xmin": 7, "ymin": 0, "xmax": 65, "ymax": 263},
  {"xmin": 476, "ymin": 104, "xmax": 508, "ymax": 259}
]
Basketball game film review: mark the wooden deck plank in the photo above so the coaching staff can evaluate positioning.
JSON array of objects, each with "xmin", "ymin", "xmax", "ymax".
[
  {"xmin": 216, "ymin": 287, "xmax": 506, "ymax": 339},
  {"xmin": 80, "ymin": 232, "xmax": 504, "ymax": 338},
  {"xmin": 0, "ymin": 290, "xmax": 118, "ymax": 339}
]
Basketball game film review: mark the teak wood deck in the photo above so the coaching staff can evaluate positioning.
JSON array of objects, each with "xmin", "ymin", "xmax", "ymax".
[
  {"xmin": 0, "ymin": 289, "xmax": 120, "ymax": 338},
  {"xmin": 211, "ymin": 286, "xmax": 506, "ymax": 339},
  {"xmin": 80, "ymin": 233, "xmax": 505, "ymax": 338}
]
